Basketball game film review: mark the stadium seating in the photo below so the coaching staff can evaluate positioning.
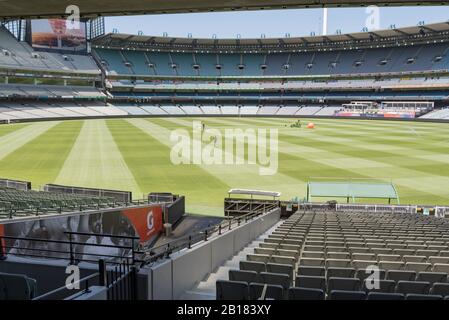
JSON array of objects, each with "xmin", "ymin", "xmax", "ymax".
[
  {"xmin": 0, "ymin": 27, "xmax": 99, "ymax": 74},
  {"xmin": 0, "ymin": 187, "xmax": 117, "ymax": 219},
  {"xmin": 93, "ymin": 41, "xmax": 449, "ymax": 77},
  {"xmin": 0, "ymin": 272, "xmax": 37, "ymax": 300},
  {"xmin": 216, "ymin": 209, "xmax": 449, "ymax": 300}
]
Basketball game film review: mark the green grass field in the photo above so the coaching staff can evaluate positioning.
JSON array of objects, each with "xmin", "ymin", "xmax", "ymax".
[{"xmin": 1, "ymin": 117, "xmax": 449, "ymax": 215}]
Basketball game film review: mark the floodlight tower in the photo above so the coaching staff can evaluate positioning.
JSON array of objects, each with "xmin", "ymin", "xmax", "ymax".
[{"xmin": 322, "ymin": 7, "xmax": 328, "ymax": 36}]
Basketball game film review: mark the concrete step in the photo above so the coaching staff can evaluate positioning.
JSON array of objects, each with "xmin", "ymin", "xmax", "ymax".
[{"xmin": 180, "ymin": 220, "xmax": 284, "ymax": 300}]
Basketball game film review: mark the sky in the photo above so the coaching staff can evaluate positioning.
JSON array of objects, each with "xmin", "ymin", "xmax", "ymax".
[{"xmin": 105, "ymin": 6, "xmax": 449, "ymax": 39}]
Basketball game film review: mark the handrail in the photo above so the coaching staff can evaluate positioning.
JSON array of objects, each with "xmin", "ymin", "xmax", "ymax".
[
  {"xmin": 142, "ymin": 207, "xmax": 274, "ymax": 265},
  {"xmin": 33, "ymin": 272, "xmax": 99, "ymax": 300},
  {"xmin": 0, "ymin": 231, "xmax": 142, "ymax": 265}
]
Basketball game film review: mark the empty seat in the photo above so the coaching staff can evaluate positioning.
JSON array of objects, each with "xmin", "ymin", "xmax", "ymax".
[
  {"xmin": 254, "ymin": 248, "xmax": 275, "ymax": 256},
  {"xmin": 386, "ymin": 270, "xmax": 416, "ymax": 282},
  {"xmin": 259, "ymin": 243, "xmax": 278, "ymax": 249},
  {"xmin": 216, "ymin": 280, "xmax": 248, "ymax": 300},
  {"xmin": 247, "ymin": 254, "xmax": 269, "ymax": 263},
  {"xmin": 394, "ymin": 249, "xmax": 416, "ymax": 256},
  {"xmin": 327, "ymin": 267, "xmax": 356, "ymax": 279},
  {"xmin": 372, "ymin": 248, "xmax": 392, "ymax": 255},
  {"xmin": 353, "ymin": 260, "xmax": 378, "ymax": 270},
  {"xmin": 249, "ymin": 283, "xmax": 284, "ymax": 300},
  {"xmin": 429, "ymin": 256, "xmax": 449, "ymax": 265},
  {"xmin": 240, "ymin": 261, "xmax": 266, "ymax": 273},
  {"xmin": 0, "ymin": 273, "xmax": 36, "ymax": 300},
  {"xmin": 352, "ymin": 253, "xmax": 376, "ymax": 261},
  {"xmin": 259, "ymin": 272, "xmax": 291, "ymax": 289},
  {"xmin": 402, "ymin": 255, "xmax": 426, "ymax": 263},
  {"xmin": 327, "ymin": 252, "xmax": 350, "ymax": 260},
  {"xmin": 299, "ymin": 258, "xmax": 325, "ymax": 267},
  {"xmin": 377, "ymin": 254, "xmax": 401, "ymax": 262},
  {"xmin": 301, "ymin": 251, "xmax": 325, "ymax": 259},
  {"xmin": 405, "ymin": 262, "xmax": 432, "ymax": 272},
  {"xmin": 329, "ymin": 290, "xmax": 366, "ymax": 300},
  {"xmin": 266, "ymin": 263, "xmax": 293, "ymax": 278},
  {"xmin": 405, "ymin": 294, "xmax": 443, "ymax": 300},
  {"xmin": 439, "ymin": 251, "xmax": 449, "ymax": 257},
  {"xmin": 229, "ymin": 270, "xmax": 259, "ymax": 283},
  {"xmin": 276, "ymin": 249, "xmax": 298, "ymax": 259},
  {"xmin": 379, "ymin": 261, "xmax": 405, "ymax": 270},
  {"xmin": 432, "ymin": 263, "xmax": 449, "ymax": 273},
  {"xmin": 356, "ymin": 269, "xmax": 386, "ymax": 281},
  {"xmin": 363, "ymin": 279, "xmax": 396, "ymax": 293},
  {"xmin": 326, "ymin": 259, "xmax": 351, "ymax": 268},
  {"xmin": 430, "ymin": 283, "xmax": 449, "ymax": 296},
  {"xmin": 416, "ymin": 250, "xmax": 439, "ymax": 257},
  {"xmin": 417, "ymin": 272, "xmax": 448, "ymax": 285},
  {"xmin": 270, "ymin": 256, "xmax": 296, "ymax": 266},
  {"xmin": 396, "ymin": 281, "xmax": 430, "ymax": 295},
  {"xmin": 297, "ymin": 266, "xmax": 325, "ymax": 277},
  {"xmin": 295, "ymin": 275, "xmax": 326, "ymax": 291},
  {"xmin": 288, "ymin": 287, "xmax": 325, "ymax": 300},
  {"xmin": 327, "ymin": 277, "xmax": 361, "ymax": 293},
  {"xmin": 367, "ymin": 292, "xmax": 405, "ymax": 300}
]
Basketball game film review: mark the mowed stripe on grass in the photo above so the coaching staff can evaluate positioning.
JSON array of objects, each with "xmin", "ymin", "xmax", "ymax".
[
  {"xmin": 2, "ymin": 117, "xmax": 449, "ymax": 215},
  {"xmin": 0, "ymin": 121, "xmax": 60, "ymax": 161},
  {"xmin": 148, "ymin": 117, "xmax": 307, "ymax": 199},
  {"xmin": 219, "ymin": 117, "xmax": 449, "ymax": 204},
  {"xmin": 55, "ymin": 120, "xmax": 141, "ymax": 195},
  {"xmin": 0, "ymin": 121, "xmax": 80, "ymax": 187},
  {"xmin": 115, "ymin": 119, "xmax": 228, "ymax": 214}
]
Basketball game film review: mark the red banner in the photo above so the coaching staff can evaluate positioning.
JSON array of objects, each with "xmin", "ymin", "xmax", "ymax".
[{"xmin": 122, "ymin": 205, "xmax": 163, "ymax": 243}]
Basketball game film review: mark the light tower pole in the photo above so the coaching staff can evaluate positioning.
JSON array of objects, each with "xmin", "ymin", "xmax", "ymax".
[{"xmin": 322, "ymin": 7, "xmax": 328, "ymax": 36}]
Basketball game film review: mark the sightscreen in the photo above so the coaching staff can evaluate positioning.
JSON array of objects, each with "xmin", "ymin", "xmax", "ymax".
[{"xmin": 31, "ymin": 19, "xmax": 87, "ymax": 52}]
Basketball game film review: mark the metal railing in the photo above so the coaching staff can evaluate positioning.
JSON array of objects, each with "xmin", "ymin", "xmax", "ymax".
[
  {"xmin": 0, "ymin": 231, "xmax": 142, "ymax": 265},
  {"xmin": 141, "ymin": 208, "xmax": 274, "ymax": 265},
  {"xmin": 33, "ymin": 272, "xmax": 100, "ymax": 300},
  {"xmin": 33, "ymin": 258, "xmax": 138, "ymax": 300}
]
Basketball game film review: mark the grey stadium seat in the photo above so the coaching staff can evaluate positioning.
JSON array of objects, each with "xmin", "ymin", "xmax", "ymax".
[
  {"xmin": 295, "ymin": 275, "xmax": 326, "ymax": 291},
  {"xmin": 330, "ymin": 290, "xmax": 367, "ymax": 300},
  {"xmin": 229, "ymin": 270, "xmax": 259, "ymax": 283},
  {"xmin": 326, "ymin": 259, "xmax": 351, "ymax": 268},
  {"xmin": 297, "ymin": 266, "xmax": 325, "ymax": 277},
  {"xmin": 327, "ymin": 267, "xmax": 356, "ymax": 279},
  {"xmin": 259, "ymin": 272, "xmax": 291, "ymax": 289},
  {"xmin": 0, "ymin": 273, "xmax": 36, "ymax": 300},
  {"xmin": 433, "ymin": 263, "xmax": 449, "ymax": 273},
  {"xmin": 430, "ymin": 283, "xmax": 449, "ymax": 296},
  {"xmin": 396, "ymin": 281, "xmax": 430, "ymax": 295},
  {"xmin": 299, "ymin": 258, "xmax": 325, "ymax": 267},
  {"xmin": 266, "ymin": 263, "xmax": 293, "ymax": 278},
  {"xmin": 327, "ymin": 277, "xmax": 361, "ymax": 293},
  {"xmin": 249, "ymin": 283, "xmax": 284, "ymax": 300},
  {"xmin": 240, "ymin": 261, "xmax": 266, "ymax": 273},
  {"xmin": 288, "ymin": 287, "xmax": 325, "ymax": 300},
  {"xmin": 386, "ymin": 270, "xmax": 416, "ymax": 282},
  {"xmin": 367, "ymin": 292, "xmax": 405, "ymax": 300},
  {"xmin": 363, "ymin": 279, "xmax": 396, "ymax": 293},
  {"xmin": 405, "ymin": 262, "xmax": 432, "ymax": 272},
  {"xmin": 405, "ymin": 294, "xmax": 443, "ymax": 300},
  {"xmin": 356, "ymin": 268, "xmax": 386, "ymax": 281},
  {"xmin": 416, "ymin": 272, "xmax": 447, "ymax": 285},
  {"xmin": 216, "ymin": 280, "xmax": 248, "ymax": 300}
]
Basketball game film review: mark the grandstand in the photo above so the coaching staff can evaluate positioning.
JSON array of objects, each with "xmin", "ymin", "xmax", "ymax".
[
  {"xmin": 212, "ymin": 209, "xmax": 449, "ymax": 300},
  {"xmin": 3, "ymin": 0, "xmax": 449, "ymax": 305}
]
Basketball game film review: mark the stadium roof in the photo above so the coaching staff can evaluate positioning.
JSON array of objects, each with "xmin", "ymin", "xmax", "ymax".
[
  {"xmin": 0, "ymin": 0, "xmax": 448, "ymax": 20},
  {"xmin": 92, "ymin": 22, "xmax": 449, "ymax": 51}
]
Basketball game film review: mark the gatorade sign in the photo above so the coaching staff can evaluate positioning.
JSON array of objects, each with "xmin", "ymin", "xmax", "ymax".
[{"xmin": 122, "ymin": 205, "xmax": 163, "ymax": 243}]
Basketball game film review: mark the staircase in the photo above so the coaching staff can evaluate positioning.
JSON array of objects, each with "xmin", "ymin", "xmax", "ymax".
[{"xmin": 179, "ymin": 221, "xmax": 283, "ymax": 300}]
